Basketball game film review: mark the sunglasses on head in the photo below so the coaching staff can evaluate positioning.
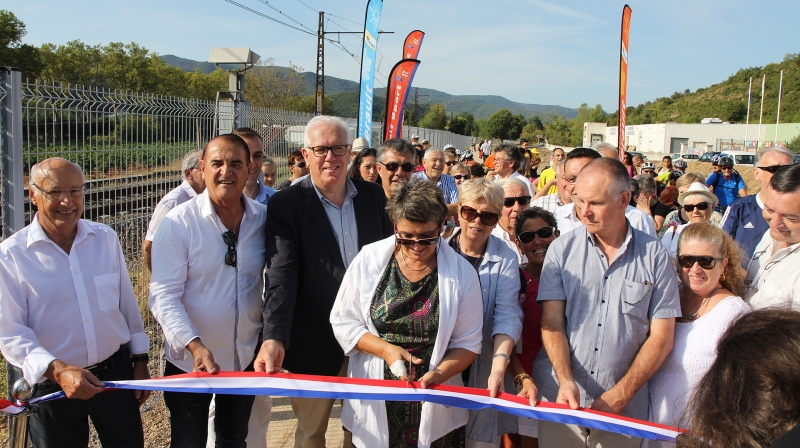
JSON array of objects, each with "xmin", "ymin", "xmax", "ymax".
[
  {"xmin": 395, "ymin": 234, "xmax": 439, "ymax": 247},
  {"xmin": 460, "ymin": 206, "xmax": 499, "ymax": 226},
  {"xmin": 380, "ymin": 162, "xmax": 415, "ymax": 173},
  {"xmin": 757, "ymin": 164, "xmax": 792, "ymax": 173},
  {"xmin": 222, "ymin": 231, "xmax": 237, "ymax": 267},
  {"xmin": 683, "ymin": 202, "xmax": 709, "ymax": 212},
  {"xmin": 453, "ymin": 174, "xmax": 471, "ymax": 180},
  {"xmin": 678, "ymin": 255, "xmax": 723, "ymax": 270},
  {"xmin": 503, "ymin": 196, "xmax": 532, "ymax": 207},
  {"xmin": 517, "ymin": 226, "xmax": 555, "ymax": 243}
]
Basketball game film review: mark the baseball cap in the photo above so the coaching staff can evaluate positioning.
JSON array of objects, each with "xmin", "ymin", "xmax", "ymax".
[
  {"xmin": 351, "ymin": 137, "xmax": 369, "ymax": 152},
  {"xmin": 411, "ymin": 134, "xmax": 419, "ymax": 139},
  {"xmin": 529, "ymin": 148, "xmax": 539, "ymax": 155}
]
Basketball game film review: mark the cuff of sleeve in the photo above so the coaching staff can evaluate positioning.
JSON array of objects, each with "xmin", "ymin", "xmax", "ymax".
[
  {"xmin": 23, "ymin": 347, "xmax": 56, "ymax": 385},
  {"xmin": 170, "ymin": 325, "xmax": 201, "ymax": 360},
  {"xmin": 342, "ymin": 328, "xmax": 370, "ymax": 357},
  {"xmin": 128, "ymin": 332, "xmax": 150, "ymax": 355}
]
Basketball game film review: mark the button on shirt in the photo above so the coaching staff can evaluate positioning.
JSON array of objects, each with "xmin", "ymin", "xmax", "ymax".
[
  {"xmin": 413, "ymin": 172, "xmax": 459, "ymax": 204},
  {"xmin": 532, "ymin": 225, "xmax": 680, "ymax": 421},
  {"xmin": 744, "ymin": 232, "xmax": 800, "ymax": 310},
  {"xmin": 313, "ymin": 178, "xmax": 359, "ymax": 268},
  {"xmin": 0, "ymin": 217, "xmax": 149, "ymax": 385},
  {"xmin": 145, "ymin": 180, "xmax": 199, "ymax": 241},
  {"xmin": 554, "ymin": 202, "xmax": 657, "ymax": 238},
  {"xmin": 149, "ymin": 191, "xmax": 267, "ymax": 372}
]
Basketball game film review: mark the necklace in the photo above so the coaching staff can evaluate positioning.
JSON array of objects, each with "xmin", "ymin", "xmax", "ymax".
[
  {"xmin": 399, "ymin": 247, "xmax": 431, "ymax": 273},
  {"xmin": 681, "ymin": 286, "xmax": 722, "ymax": 322}
]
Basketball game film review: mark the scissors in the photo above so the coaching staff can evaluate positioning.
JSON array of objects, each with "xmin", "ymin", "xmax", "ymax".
[{"xmin": 408, "ymin": 354, "xmax": 413, "ymax": 386}]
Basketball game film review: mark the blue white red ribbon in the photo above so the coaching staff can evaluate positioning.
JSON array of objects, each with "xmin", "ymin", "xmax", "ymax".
[{"xmin": 9, "ymin": 372, "xmax": 684, "ymax": 442}]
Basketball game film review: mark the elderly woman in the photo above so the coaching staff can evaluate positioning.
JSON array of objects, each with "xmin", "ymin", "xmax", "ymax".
[
  {"xmin": 445, "ymin": 178, "xmax": 523, "ymax": 448},
  {"xmin": 331, "ymin": 180, "xmax": 483, "ymax": 448},
  {"xmin": 348, "ymin": 147, "xmax": 380, "ymax": 183},
  {"xmin": 660, "ymin": 182, "xmax": 718, "ymax": 258},
  {"xmin": 451, "ymin": 162, "xmax": 472, "ymax": 187},
  {"xmin": 648, "ymin": 223, "xmax": 749, "ymax": 447},
  {"xmin": 659, "ymin": 173, "xmax": 723, "ymax": 237}
]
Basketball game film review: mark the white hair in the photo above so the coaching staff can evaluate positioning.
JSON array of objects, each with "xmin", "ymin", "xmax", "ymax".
[
  {"xmin": 303, "ymin": 116, "xmax": 351, "ymax": 148},
  {"xmin": 423, "ymin": 148, "xmax": 444, "ymax": 160},
  {"xmin": 756, "ymin": 146, "xmax": 794, "ymax": 166},
  {"xmin": 29, "ymin": 159, "xmax": 84, "ymax": 187},
  {"xmin": 592, "ymin": 142, "xmax": 618, "ymax": 154},
  {"xmin": 181, "ymin": 150, "xmax": 203, "ymax": 180},
  {"xmin": 497, "ymin": 177, "xmax": 530, "ymax": 194}
]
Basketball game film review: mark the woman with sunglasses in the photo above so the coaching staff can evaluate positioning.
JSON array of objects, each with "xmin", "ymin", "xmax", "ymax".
[
  {"xmin": 445, "ymin": 178, "xmax": 523, "ymax": 448},
  {"xmin": 659, "ymin": 173, "xmax": 724, "ymax": 238},
  {"xmin": 661, "ymin": 182, "xmax": 718, "ymax": 258},
  {"xmin": 331, "ymin": 180, "xmax": 483, "ymax": 448},
  {"xmin": 451, "ymin": 162, "xmax": 472, "ymax": 187},
  {"xmin": 507, "ymin": 207, "xmax": 560, "ymax": 448},
  {"xmin": 277, "ymin": 149, "xmax": 309, "ymax": 190},
  {"xmin": 648, "ymin": 223, "xmax": 748, "ymax": 445},
  {"xmin": 347, "ymin": 147, "xmax": 380, "ymax": 184}
]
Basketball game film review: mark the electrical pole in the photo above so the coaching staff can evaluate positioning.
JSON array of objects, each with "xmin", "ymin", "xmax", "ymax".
[{"xmin": 315, "ymin": 11, "xmax": 325, "ymax": 115}]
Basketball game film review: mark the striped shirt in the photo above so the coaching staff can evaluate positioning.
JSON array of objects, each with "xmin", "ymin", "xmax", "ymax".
[
  {"xmin": 413, "ymin": 172, "xmax": 459, "ymax": 204},
  {"xmin": 531, "ymin": 192, "xmax": 564, "ymax": 214}
]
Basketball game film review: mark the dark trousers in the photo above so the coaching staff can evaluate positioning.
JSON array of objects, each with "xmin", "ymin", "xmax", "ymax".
[
  {"xmin": 27, "ymin": 346, "xmax": 144, "ymax": 448},
  {"xmin": 164, "ymin": 360, "xmax": 255, "ymax": 448}
]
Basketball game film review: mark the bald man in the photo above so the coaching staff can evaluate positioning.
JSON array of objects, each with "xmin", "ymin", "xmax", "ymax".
[{"xmin": 0, "ymin": 158, "xmax": 150, "ymax": 447}]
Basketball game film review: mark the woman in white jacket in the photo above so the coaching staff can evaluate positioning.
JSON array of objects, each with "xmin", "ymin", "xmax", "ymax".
[{"xmin": 330, "ymin": 180, "xmax": 484, "ymax": 448}]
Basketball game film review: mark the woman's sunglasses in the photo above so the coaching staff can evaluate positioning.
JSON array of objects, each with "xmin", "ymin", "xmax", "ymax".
[
  {"xmin": 517, "ymin": 227, "xmax": 555, "ymax": 243},
  {"xmin": 683, "ymin": 202, "xmax": 709, "ymax": 212},
  {"xmin": 503, "ymin": 196, "xmax": 532, "ymax": 207},
  {"xmin": 460, "ymin": 206, "xmax": 499, "ymax": 226},
  {"xmin": 677, "ymin": 255, "xmax": 723, "ymax": 269},
  {"xmin": 293, "ymin": 161, "xmax": 307, "ymax": 169},
  {"xmin": 395, "ymin": 234, "xmax": 438, "ymax": 246},
  {"xmin": 452, "ymin": 174, "xmax": 471, "ymax": 181}
]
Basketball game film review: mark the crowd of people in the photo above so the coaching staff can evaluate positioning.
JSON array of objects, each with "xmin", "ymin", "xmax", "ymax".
[{"xmin": 0, "ymin": 114, "xmax": 799, "ymax": 448}]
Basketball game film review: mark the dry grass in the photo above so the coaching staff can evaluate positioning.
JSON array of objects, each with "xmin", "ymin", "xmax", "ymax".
[{"xmin": 685, "ymin": 161, "xmax": 759, "ymax": 194}]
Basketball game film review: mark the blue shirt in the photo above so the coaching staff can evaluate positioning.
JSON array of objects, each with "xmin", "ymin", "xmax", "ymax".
[
  {"xmin": 721, "ymin": 193, "xmax": 768, "ymax": 264},
  {"xmin": 312, "ymin": 178, "xmax": 359, "ymax": 268},
  {"xmin": 707, "ymin": 171, "xmax": 746, "ymax": 208},
  {"xmin": 413, "ymin": 171, "xmax": 459, "ymax": 204},
  {"xmin": 256, "ymin": 181, "xmax": 278, "ymax": 207}
]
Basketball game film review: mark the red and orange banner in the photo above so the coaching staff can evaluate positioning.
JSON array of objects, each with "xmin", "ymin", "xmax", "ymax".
[
  {"xmin": 383, "ymin": 58, "xmax": 421, "ymax": 141},
  {"xmin": 617, "ymin": 4, "xmax": 632, "ymax": 157},
  {"xmin": 403, "ymin": 30, "xmax": 425, "ymax": 60}
]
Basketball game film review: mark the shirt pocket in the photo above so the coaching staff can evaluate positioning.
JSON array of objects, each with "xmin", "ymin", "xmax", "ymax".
[
  {"xmin": 621, "ymin": 280, "xmax": 653, "ymax": 323},
  {"xmin": 93, "ymin": 273, "xmax": 120, "ymax": 311}
]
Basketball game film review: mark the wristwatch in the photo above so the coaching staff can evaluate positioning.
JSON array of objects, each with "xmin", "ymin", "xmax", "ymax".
[
  {"xmin": 513, "ymin": 373, "xmax": 533, "ymax": 392},
  {"xmin": 131, "ymin": 353, "xmax": 150, "ymax": 364}
]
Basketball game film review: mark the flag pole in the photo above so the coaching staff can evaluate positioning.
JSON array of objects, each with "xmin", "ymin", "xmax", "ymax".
[
  {"xmin": 756, "ymin": 74, "xmax": 765, "ymax": 148},
  {"xmin": 745, "ymin": 77, "xmax": 751, "ymax": 148},
  {"xmin": 775, "ymin": 69, "xmax": 783, "ymax": 144}
]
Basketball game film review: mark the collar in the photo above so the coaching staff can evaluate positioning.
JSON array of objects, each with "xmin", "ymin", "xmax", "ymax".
[
  {"xmin": 27, "ymin": 213, "xmax": 93, "ymax": 249},
  {"xmin": 198, "ymin": 190, "xmax": 256, "ymax": 221},
  {"xmin": 255, "ymin": 180, "xmax": 277, "ymax": 203},
  {"xmin": 312, "ymin": 177, "xmax": 358, "ymax": 207},
  {"xmin": 756, "ymin": 191, "xmax": 764, "ymax": 209},
  {"xmin": 586, "ymin": 221, "xmax": 634, "ymax": 249},
  {"xmin": 180, "ymin": 180, "xmax": 199, "ymax": 197}
]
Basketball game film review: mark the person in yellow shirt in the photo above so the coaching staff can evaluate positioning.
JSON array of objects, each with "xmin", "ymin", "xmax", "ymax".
[{"xmin": 537, "ymin": 147, "xmax": 565, "ymax": 194}]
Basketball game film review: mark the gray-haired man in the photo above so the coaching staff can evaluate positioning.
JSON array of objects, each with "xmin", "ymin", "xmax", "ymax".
[{"xmin": 375, "ymin": 138, "xmax": 416, "ymax": 200}]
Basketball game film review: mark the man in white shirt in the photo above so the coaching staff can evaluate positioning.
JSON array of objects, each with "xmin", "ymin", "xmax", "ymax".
[
  {"xmin": 492, "ymin": 177, "xmax": 532, "ymax": 264},
  {"xmin": 0, "ymin": 158, "xmax": 150, "ymax": 447},
  {"xmin": 142, "ymin": 149, "xmax": 205, "ymax": 271},
  {"xmin": 745, "ymin": 164, "xmax": 800, "ymax": 310},
  {"xmin": 493, "ymin": 144, "xmax": 534, "ymax": 196},
  {"xmin": 149, "ymin": 134, "xmax": 268, "ymax": 447}
]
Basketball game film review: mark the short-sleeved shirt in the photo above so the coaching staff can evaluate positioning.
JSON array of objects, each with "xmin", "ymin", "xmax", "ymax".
[
  {"xmin": 532, "ymin": 224, "xmax": 680, "ymax": 421},
  {"xmin": 706, "ymin": 171, "xmax": 746, "ymax": 208},
  {"xmin": 413, "ymin": 172, "xmax": 459, "ymax": 204},
  {"xmin": 537, "ymin": 167, "xmax": 558, "ymax": 195}
]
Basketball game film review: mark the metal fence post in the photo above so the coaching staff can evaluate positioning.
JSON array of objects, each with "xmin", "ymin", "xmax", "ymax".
[{"xmin": 1, "ymin": 67, "xmax": 25, "ymax": 240}]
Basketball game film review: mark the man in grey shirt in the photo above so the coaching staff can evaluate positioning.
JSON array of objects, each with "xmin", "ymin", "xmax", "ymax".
[{"xmin": 533, "ymin": 158, "xmax": 680, "ymax": 448}]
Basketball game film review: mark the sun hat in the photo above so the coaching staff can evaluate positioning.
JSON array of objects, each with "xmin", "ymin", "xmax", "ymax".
[
  {"xmin": 678, "ymin": 182, "xmax": 718, "ymax": 206},
  {"xmin": 351, "ymin": 137, "xmax": 369, "ymax": 152}
]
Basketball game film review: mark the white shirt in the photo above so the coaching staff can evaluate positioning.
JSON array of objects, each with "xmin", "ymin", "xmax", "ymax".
[
  {"xmin": 0, "ymin": 216, "xmax": 149, "ymax": 385},
  {"xmin": 495, "ymin": 171, "xmax": 534, "ymax": 197},
  {"xmin": 149, "ymin": 191, "xmax": 267, "ymax": 372},
  {"xmin": 490, "ymin": 225, "xmax": 525, "ymax": 264},
  {"xmin": 554, "ymin": 203, "xmax": 657, "ymax": 238},
  {"xmin": 330, "ymin": 236, "xmax": 483, "ymax": 448},
  {"xmin": 659, "ymin": 223, "xmax": 688, "ymax": 259},
  {"xmin": 145, "ymin": 180, "xmax": 199, "ymax": 241},
  {"xmin": 744, "ymin": 232, "xmax": 800, "ymax": 310}
]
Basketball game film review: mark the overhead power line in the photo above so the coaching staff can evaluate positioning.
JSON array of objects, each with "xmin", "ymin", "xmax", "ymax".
[
  {"xmin": 257, "ymin": 0, "xmax": 316, "ymax": 34},
  {"xmin": 223, "ymin": 0, "xmax": 314, "ymax": 35}
]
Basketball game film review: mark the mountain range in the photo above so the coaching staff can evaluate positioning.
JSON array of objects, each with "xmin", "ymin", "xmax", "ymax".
[{"xmin": 161, "ymin": 54, "xmax": 578, "ymax": 119}]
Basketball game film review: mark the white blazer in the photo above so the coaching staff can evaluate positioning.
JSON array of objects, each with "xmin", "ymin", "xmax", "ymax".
[{"xmin": 330, "ymin": 235, "xmax": 484, "ymax": 448}]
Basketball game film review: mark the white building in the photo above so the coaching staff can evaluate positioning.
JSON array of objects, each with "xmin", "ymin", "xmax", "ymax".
[{"xmin": 583, "ymin": 122, "xmax": 800, "ymax": 155}]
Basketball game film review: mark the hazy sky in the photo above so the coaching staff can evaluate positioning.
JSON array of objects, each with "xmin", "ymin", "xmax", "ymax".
[{"xmin": 8, "ymin": 0, "xmax": 798, "ymax": 111}]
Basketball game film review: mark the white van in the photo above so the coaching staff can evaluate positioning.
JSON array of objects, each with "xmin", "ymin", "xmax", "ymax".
[{"xmin": 719, "ymin": 151, "xmax": 755, "ymax": 166}]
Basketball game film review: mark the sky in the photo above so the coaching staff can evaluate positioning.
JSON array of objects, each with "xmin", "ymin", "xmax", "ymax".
[{"xmin": 7, "ymin": 0, "xmax": 799, "ymax": 112}]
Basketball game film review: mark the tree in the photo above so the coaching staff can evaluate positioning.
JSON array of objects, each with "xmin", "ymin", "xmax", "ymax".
[
  {"xmin": 509, "ymin": 114, "xmax": 527, "ymax": 140},
  {"xmin": 0, "ymin": 10, "xmax": 44, "ymax": 79},
  {"xmin": 543, "ymin": 114, "xmax": 572, "ymax": 146},
  {"xmin": 528, "ymin": 115, "xmax": 544, "ymax": 131},
  {"xmin": 287, "ymin": 95, "xmax": 334, "ymax": 114},
  {"xmin": 244, "ymin": 59, "xmax": 306, "ymax": 110},
  {"xmin": 419, "ymin": 103, "xmax": 447, "ymax": 130},
  {"xmin": 788, "ymin": 134, "xmax": 800, "ymax": 155},
  {"xmin": 446, "ymin": 111, "xmax": 475, "ymax": 135},
  {"xmin": 484, "ymin": 109, "xmax": 515, "ymax": 140}
]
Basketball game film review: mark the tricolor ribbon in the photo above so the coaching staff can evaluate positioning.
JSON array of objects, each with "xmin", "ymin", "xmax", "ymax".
[{"xmin": 10, "ymin": 372, "xmax": 684, "ymax": 442}]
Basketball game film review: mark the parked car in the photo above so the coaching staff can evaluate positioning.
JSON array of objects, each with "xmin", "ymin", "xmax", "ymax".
[
  {"xmin": 671, "ymin": 153, "xmax": 700, "ymax": 161},
  {"xmin": 699, "ymin": 151, "xmax": 721, "ymax": 162},
  {"xmin": 719, "ymin": 151, "xmax": 755, "ymax": 166}
]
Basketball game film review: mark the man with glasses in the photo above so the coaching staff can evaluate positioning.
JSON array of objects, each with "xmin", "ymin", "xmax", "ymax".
[
  {"xmin": 0, "ymin": 158, "xmax": 151, "ymax": 447},
  {"xmin": 744, "ymin": 163, "xmax": 800, "ymax": 310},
  {"xmin": 493, "ymin": 144, "xmax": 534, "ymax": 196},
  {"xmin": 143, "ymin": 149, "xmax": 205, "ymax": 271},
  {"xmin": 278, "ymin": 150, "xmax": 309, "ymax": 190},
  {"xmin": 443, "ymin": 144, "xmax": 458, "ymax": 175},
  {"xmin": 492, "ymin": 177, "xmax": 533, "ymax": 263},
  {"xmin": 256, "ymin": 116, "xmax": 392, "ymax": 448},
  {"xmin": 375, "ymin": 138, "xmax": 417, "ymax": 200},
  {"xmin": 722, "ymin": 146, "xmax": 794, "ymax": 262},
  {"xmin": 706, "ymin": 156, "xmax": 747, "ymax": 210},
  {"xmin": 149, "ymin": 134, "xmax": 267, "ymax": 447}
]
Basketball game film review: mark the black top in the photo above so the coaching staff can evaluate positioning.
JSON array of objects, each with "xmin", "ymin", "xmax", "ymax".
[
  {"xmin": 650, "ymin": 200, "xmax": 672, "ymax": 219},
  {"xmin": 277, "ymin": 179, "xmax": 292, "ymax": 190}
]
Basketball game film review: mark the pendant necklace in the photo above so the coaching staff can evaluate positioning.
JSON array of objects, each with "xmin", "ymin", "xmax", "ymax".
[{"xmin": 682, "ymin": 286, "xmax": 722, "ymax": 322}]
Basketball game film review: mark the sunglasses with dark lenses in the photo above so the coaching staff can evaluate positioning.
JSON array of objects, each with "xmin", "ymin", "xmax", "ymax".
[
  {"xmin": 452, "ymin": 174, "xmax": 471, "ymax": 181},
  {"xmin": 503, "ymin": 196, "xmax": 532, "ymax": 207},
  {"xmin": 683, "ymin": 202, "xmax": 710, "ymax": 212},
  {"xmin": 380, "ymin": 162, "xmax": 415, "ymax": 173},
  {"xmin": 293, "ymin": 161, "xmax": 307, "ymax": 168},
  {"xmin": 445, "ymin": 161, "xmax": 457, "ymax": 166},
  {"xmin": 517, "ymin": 227, "xmax": 555, "ymax": 243},
  {"xmin": 395, "ymin": 234, "xmax": 439, "ymax": 246},
  {"xmin": 757, "ymin": 164, "xmax": 790, "ymax": 173},
  {"xmin": 460, "ymin": 206, "xmax": 499, "ymax": 226},
  {"xmin": 678, "ymin": 255, "xmax": 723, "ymax": 270},
  {"xmin": 222, "ymin": 231, "xmax": 237, "ymax": 267}
]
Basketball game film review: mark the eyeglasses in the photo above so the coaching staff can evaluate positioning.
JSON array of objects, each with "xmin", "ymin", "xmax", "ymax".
[
  {"xmin": 222, "ymin": 231, "xmax": 237, "ymax": 267},
  {"xmin": 683, "ymin": 202, "xmax": 710, "ymax": 212},
  {"xmin": 32, "ymin": 183, "xmax": 84, "ymax": 200},
  {"xmin": 395, "ymin": 234, "xmax": 438, "ymax": 247},
  {"xmin": 677, "ymin": 255, "xmax": 723, "ymax": 270},
  {"xmin": 564, "ymin": 176, "xmax": 578, "ymax": 185},
  {"xmin": 308, "ymin": 145, "xmax": 349, "ymax": 157},
  {"xmin": 445, "ymin": 161, "xmax": 457, "ymax": 166},
  {"xmin": 293, "ymin": 161, "xmax": 307, "ymax": 168},
  {"xmin": 379, "ymin": 162, "xmax": 415, "ymax": 173},
  {"xmin": 452, "ymin": 174, "xmax": 471, "ymax": 181},
  {"xmin": 503, "ymin": 196, "xmax": 532, "ymax": 207},
  {"xmin": 517, "ymin": 227, "xmax": 555, "ymax": 243},
  {"xmin": 460, "ymin": 206, "xmax": 499, "ymax": 226}
]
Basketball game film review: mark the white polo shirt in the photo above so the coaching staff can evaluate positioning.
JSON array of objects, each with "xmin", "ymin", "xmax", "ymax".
[{"xmin": 744, "ymin": 232, "xmax": 800, "ymax": 310}]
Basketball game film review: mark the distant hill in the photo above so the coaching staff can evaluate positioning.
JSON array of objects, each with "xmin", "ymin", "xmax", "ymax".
[{"xmin": 161, "ymin": 55, "xmax": 578, "ymax": 120}]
